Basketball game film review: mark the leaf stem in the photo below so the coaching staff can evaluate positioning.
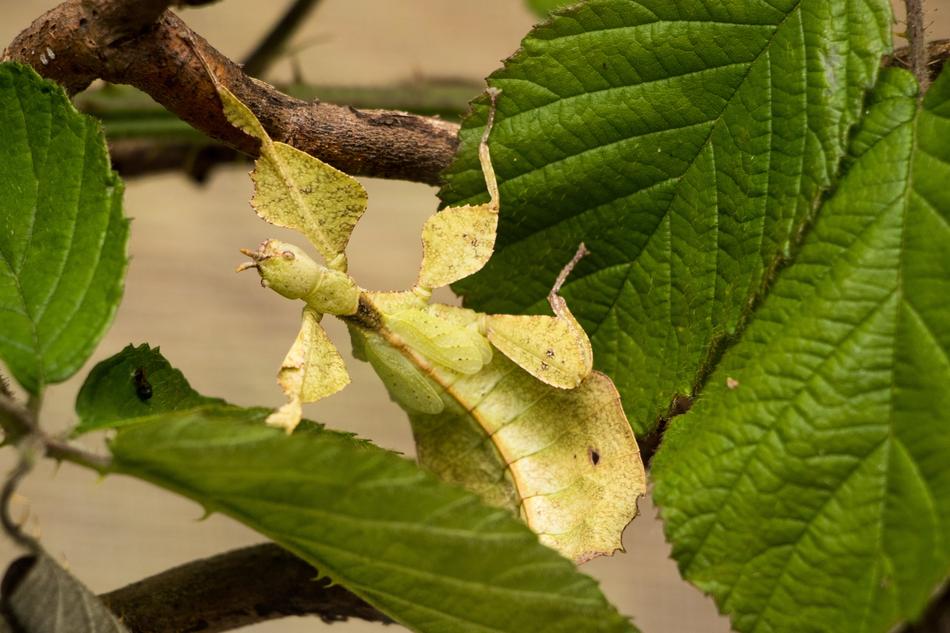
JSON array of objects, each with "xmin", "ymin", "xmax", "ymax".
[
  {"xmin": 905, "ymin": 0, "xmax": 930, "ymax": 94},
  {"xmin": 25, "ymin": 392, "xmax": 42, "ymax": 420}
]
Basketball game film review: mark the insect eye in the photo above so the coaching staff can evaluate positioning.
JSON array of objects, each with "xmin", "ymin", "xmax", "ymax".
[{"xmin": 282, "ymin": 250, "xmax": 295, "ymax": 261}]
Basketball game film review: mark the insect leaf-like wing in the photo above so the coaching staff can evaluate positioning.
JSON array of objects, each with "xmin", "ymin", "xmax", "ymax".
[
  {"xmin": 352, "ymin": 327, "xmax": 445, "ymax": 415},
  {"xmin": 386, "ymin": 307, "xmax": 490, "ymax": 375}
]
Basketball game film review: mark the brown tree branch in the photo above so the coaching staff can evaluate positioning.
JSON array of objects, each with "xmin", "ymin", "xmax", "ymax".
[
  {"xmin": 99, "ymin": 543, "xmax": 390, "ymax": 633},
  {"xmin": 3, "ymin": 0, "xmax": 461, "ymax": 185}
]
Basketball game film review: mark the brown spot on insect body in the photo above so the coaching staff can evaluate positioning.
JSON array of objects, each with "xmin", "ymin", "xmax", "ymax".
[{"xmin": 588, "ymin": 447, "xmax": 600, "ymax": 466}]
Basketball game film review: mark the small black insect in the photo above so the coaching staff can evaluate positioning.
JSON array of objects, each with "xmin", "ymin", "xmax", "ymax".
[{"xmin": 133, "ymin": 367, "xmax": 153, "ymax": 401}]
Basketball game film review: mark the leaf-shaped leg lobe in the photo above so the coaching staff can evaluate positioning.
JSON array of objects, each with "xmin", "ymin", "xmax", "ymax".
[
  {"xmin": 416, "ymin": 88, "xmax": 501, "ymax": 291},
  {"xmin": 486, "ymin": 244, "xmax": 593, "ymax": 388},
  {"xmin": 216, "ymin": 84, "xmax": 367, "ymax": 269},
  {"xmin": 268, "ymin": 306, "xmax": 350, "ymax": 432}
]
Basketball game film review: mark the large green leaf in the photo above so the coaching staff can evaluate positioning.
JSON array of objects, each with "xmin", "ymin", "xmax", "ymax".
[
  {"xmin": 440, "ymin": 0, "xmax": 891, "ymax": 434},
  {"xmin": 0, "ymin": 63, "xmax": 127, "ymax": 394},
  {"xmin": 81, "ymin": 348, "xmax": 636, "ymax": 633},
  {"xmin": 652, "ymin": 68, "xmax": 950, "ymax": 633}
]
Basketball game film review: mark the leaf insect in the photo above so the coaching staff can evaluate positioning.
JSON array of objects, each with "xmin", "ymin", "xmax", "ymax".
[{"xmin": 210, "ymin": 70, "xmax": 646, "ymax": 563}]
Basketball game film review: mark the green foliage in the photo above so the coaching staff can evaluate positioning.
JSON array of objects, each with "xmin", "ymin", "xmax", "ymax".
[
  {"xmin": 1, "ymin": 554, "xmax": 128, "ymax": 632},
  {"xmin": 440, "ymin": 0, "xmax": 892, "ymax": 434},
  {"xmin": 2, "ymin": 2, "xmax": 948, "ymax": 632},
  {"xmin": 73, "ymin": 343, "xmax": 223, "ymax": 435},
  {"xmin": 0, "ymin": 63, "xmax": 128, "ymax": 395},
  {"xmin": 652, "ymin": 68, "xmax": 950, "ymax": 633},
  {"xmin": 80, "ymin": 347, "xmax": 637, "ymax": 633}
]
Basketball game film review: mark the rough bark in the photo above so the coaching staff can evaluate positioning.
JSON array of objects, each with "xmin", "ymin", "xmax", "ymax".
[
  {"xmin": 99, "ymin": 543, "xmax": 390, "ymax": 633},
  {"xmin": 3, "ymin": 0, "xmax": 461, "ymax": 185}
]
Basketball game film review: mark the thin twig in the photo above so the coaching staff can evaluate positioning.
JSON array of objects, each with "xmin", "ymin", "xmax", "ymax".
[
  {"xmin": 25, "ymin": 393, "xmax": 42, "ymax": 420},
  {"xmin": 0, "ymin": 395, "xmax": 112, "ymax": 473},
  {"xmin": 0, "ymin": 442, "xmax": 40, "ymax": 551},
  {"xmin": 886, "ymin": 39, "xmax": 950, "ymax": 85},
  {"xmin": 905, "ymin": 0, "xmax": 930, "ymax": 94},
  {"xmin": 0, "ymin": 395, "xmax": 36, "ymax": 442},
  {"xmin": 43, "ymin": 437, "xmax": 112, "ymax": 473},
  {"xmin": 242, "ymin": 0, "xmax": 322, "ymax": 78}
]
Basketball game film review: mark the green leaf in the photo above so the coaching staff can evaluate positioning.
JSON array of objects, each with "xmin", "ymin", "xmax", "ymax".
[
  {"xmin": 1, "ymin": 553, "xmax": 128, "ymax": 632},
  {"xmin": 652, "ymin": 68, "xmax": 950, "ymax": 633},
  {"xmin": 73, "ymin": 343, "xmax": 223, "ymax": 435},
  {"xmin": 87, "ymin": 348, "xmax": 635, "ymax": 633},
  {"xmin": 0, "ymin": 63, "xmax": 128, "ymax": 394},
  {"xmin": 439, "ymin": 0, "xmax": 892, "ymax": 434}
]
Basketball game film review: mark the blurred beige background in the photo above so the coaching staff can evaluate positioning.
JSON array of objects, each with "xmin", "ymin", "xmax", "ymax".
[{"xmin": 1, "ymin": 1, "xmax": 947, "ymax": 632}]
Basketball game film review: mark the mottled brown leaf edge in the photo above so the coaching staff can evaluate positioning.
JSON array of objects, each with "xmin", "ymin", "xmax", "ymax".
[
  {"xmin": 2, "ymin": 0, "xmax": 459, "ymax": 185},
  {"xmin": 98, "ymin": 543, "xmax": 391, "ymax": 632}
]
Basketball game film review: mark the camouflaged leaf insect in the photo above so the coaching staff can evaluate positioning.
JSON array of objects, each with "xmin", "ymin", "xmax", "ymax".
[
  {"xmin": 227, "ymin": 85, "xmax": 645, "ymax": 562},
  {"xmin": 350, "ymin": 290, "xmax": 645, "ymax": 563}
]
